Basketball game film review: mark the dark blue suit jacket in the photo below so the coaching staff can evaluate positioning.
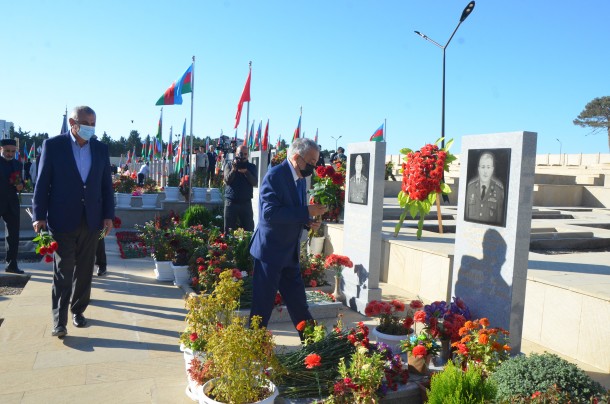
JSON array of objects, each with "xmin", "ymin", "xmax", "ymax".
[
  {"xmin": 0, "ymin": 158, "xmax": 22, "ymax": 216},
  {"xmin": 32, "ymin": 133, "xmax": 114, "ymax": 233},
  {"xmin": 250, "ymin": 160, "xmax": 309, "ymax": 268}
]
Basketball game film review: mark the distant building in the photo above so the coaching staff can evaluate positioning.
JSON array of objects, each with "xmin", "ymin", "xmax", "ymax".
[{"xmin": 0, "ymin": 119, "xmax": 14, "ymax": 138}]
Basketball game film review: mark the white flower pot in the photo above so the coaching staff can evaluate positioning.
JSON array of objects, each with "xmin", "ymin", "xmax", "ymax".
[
  {"xmin": 198, "ymin": 378, "xmax": 278, "ymax": 404},
  {"xmin": 308, "ymin": 236, "xmax": 325, "ymax": 255},
  {"xmin": 154, "ymin": 260, "xmax": 174, "ymax": 282},
  {"xmin": 164, "ymin": 186, "xmax": 180, "ymax": 202},
  {"xmin": 181, "ymin": 344, "xmax": 207, "ymax": 402},
  {"xmin": 372, "ymin": 326, "xmax": 409, "ymax": 358},
  {"xmin": 171, "ymin": 263, "xmax": 191, "ymax": 286},
  {"xmin": 115, "ymin": 193, "xmax": 132, "ymax": 208},
  {"xmin": 141, "ymin": 193, "xmax": 158, "ymax": 208},
  {"xmin": 192, "ymin": 187, "xmax": 207, "ymax": 202}
]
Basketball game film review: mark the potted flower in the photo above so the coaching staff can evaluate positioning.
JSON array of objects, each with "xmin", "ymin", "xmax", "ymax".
[
  {"xmin": 165, "ymin": 172, "xmax": 181, "ymax": 201},
  {"xmin": 365, "ymin": 299, "xmax": 422, "ymax": 356},
  {"xmin": 191, "ymin": 170, "xmax": 207, "ymax": 202},
  {"xmin": 400, "ymin": 330, "xmax": 442, "ymax": 374},
  {"xmin": 330, "ymin": 345, "xmax": 386, "ymax": 403},
  {"xmin": 307, "ymin": 223, "xmax": 326, "ymax": 255},
  {"xmin": 141, "ymin": 178, "xmax": 159, "ymax": 208},
  {"xmin": 394, "ymin": 138, "xmax": 456, "ymax": 239},
  {"xmin": 136, "ymin": 218, "xmax": 176, "ymax": 281},
  {"xmin": 324, "ymin": 254, "xmax": 353, "ymax": 303},
  {"xmin": 113, "ymin": 175, "xmax": 137, "ymax": 208}
]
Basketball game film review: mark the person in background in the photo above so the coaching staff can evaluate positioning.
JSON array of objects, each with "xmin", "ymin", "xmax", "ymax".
[
  {"xmin": 195, "ymin": 146, "xmax": 209, "ymax": 186},
  {"xmin": 330, "ymin": 147, "xmax": 346, "ymax": 164},
  {"xmin": 223, "ymin": 145, "xmax": 257, "ymax": 233},
  {"xmin": 137, "ymin": 162, "xmax": 149, "ymax": 186},
  {"xmin": 1, "ymin": 138, "xmax": 25, "ymax": 274},
  {"xmin": 206, "ymin": 145, "xmax": 218, "ymax": 187},
  {"xmin": 24, "ymin": 159, "xmax": 32, "ymax": 181},
  {"xmin": 315, "ymin": 145, "xmax": 325, "ymax": 167},
  {"xmin": 249, "ymin": 138, "xmax": 327, "ymax": 329},
  {"xmin": 32, "ymin": 105, "xmax": 114, "ymax": 339}
]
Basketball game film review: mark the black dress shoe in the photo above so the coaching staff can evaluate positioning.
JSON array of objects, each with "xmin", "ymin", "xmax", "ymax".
[
  {"xmin": 5, "ymin": 266, "xmax": 25, "ymax": 274},
  {"xmin": 72, "ymin": 313, "xmax": 87, "ymax": 328},
  {"xmin": 52, "ymin": 325, "xmax": 67, "ymax": 338},
  {"xmin": 97, "ymin": 266, "xmax": 107, "ymax": 276}
]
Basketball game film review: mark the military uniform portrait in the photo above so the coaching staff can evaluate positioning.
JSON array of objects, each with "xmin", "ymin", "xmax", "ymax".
[
  {"xmin": 348, "ymin": 153, "xmax": 369, "ymax": 205},
  {"xmin": 464, "ymin": 149, "xmax": 510, "ymax": 227}
]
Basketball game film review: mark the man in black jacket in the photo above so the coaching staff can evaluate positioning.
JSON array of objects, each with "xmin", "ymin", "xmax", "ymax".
[
  {"xmin": 223, "ymin": 145, "xmax": 257, "ymax": 233},
  {"xmin": 1, "ymin": 139, "xmax": 25, "ymax": 274}
]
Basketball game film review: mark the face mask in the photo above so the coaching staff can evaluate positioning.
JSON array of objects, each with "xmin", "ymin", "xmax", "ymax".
[
  {"xmin": 77, "ymin": 124, "xmax": 95, "ymax": 141},
  {"xmin": 299, "ymin": 162, "xmax": 315, "ymax": 178}
]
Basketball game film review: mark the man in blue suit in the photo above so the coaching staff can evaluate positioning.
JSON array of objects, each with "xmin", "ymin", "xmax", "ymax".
[
  {"xmin": 33, "ymin": 106, "xmax": 115, "ymax": 338},
  {"xmin": 250, "ymin": 138, "xmax": 327, "ymax": 328}
]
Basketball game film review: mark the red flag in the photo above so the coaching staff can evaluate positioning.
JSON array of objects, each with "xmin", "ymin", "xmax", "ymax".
[
  {"xmin": 292, "ymin": 116, "xmax": 301, "ymax": 142},
  {"xmin": 234, "ymin": 69, "xmax": 251, "ymax": 129},
  {"xmin": 262, "ymin": 119, "xmax": 269, "ymax": 151},
  {"xmin": 126, "ymin": 150, "xmax": 131, "ymax": 164}
]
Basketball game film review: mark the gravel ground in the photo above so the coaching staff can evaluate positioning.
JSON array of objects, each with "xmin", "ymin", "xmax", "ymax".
[{"xmin": 0, "ymin": 276, "xmax": 29, "ymax": 296}]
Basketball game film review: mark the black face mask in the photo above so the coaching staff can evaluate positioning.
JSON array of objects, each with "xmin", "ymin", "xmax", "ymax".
[{"xmin": 299, "ymin": 162, "xmax": 315, "ymax": 177}]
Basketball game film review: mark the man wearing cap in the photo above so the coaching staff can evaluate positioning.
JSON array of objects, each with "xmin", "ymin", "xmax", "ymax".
[
  {"xmin": 0, "ymin": 138, "xmax": 25, "ymax": 274},
  {"xmin": 32, "ymin": 106, "xmax": 115, "ymax": 338}
]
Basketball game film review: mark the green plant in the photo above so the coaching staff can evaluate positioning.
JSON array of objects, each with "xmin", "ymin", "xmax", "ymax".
[
  {"xmin": 167, "ymin": 172, "xmax": 180, "ymax": 187},
  {"xmin": 491, "ymin": 353, "xmax": 607, "ymax": 403},
  {"xmin": 135, "ymin": 219, "xmax": 176, "ymax": 261},
  {"xmin": 426, "ymin": 360, "xmax": 497, "ymax": 404},
  {"xmin": 328, "ymin": 345, "xmax": 386, "ymax": 403},
  {"xmin": 205, "ymin": 315, "xmax": 280, "ymax": 404},
  {"xmin": 113, "ymin": 175, "xmax": 137, "ymax": 194},
  {"xmin": 181, "ymin": 205, "xmax": 214, "ymax": 228},
  {"xmin": 142, "ymin": 177, "xmax": 158, "ymax": 194}
]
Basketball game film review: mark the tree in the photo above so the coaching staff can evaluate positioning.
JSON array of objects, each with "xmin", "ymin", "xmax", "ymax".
[{"xmin": 573, "ymin": 96, "xmax": 610, "ymax": 151}]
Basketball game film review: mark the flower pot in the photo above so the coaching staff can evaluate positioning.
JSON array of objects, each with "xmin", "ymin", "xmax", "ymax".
[
  {"xmin": 115, "ymin": 192, "xmax": 132, "ymax": 208},
  {"xmin": 372, "ymin": 326, "xmax": 409, "ymax": 357},
  {"xmin": 164, "ymin": 186, "xmax": 180, "ymax": 202},
  {"xmin": 154, "ymin": 259, "xmax": 174, "ymax": 282},
  {"xmin": 172, "ymin": 263, "xmax": 191, "ymax": 286},
  {"xmin": 141, "ymin": 193, "xmax": 158, "ymax": 208},
  {"xmin": 332, "ymin": 275, "xmax": 346, "ymax": 303},
  {"xmin": 181, "ymin": 344, "xmax": 207, "ymax": 402},
  {"xmin": 408, "ymin": 354, "xmax": 432, "ymax": 375},
  {"xmin": 198, "ymin": 377, "xmax": 278, "ymax": 404},
  {"xmin": 308, "ymin": 236, "xmax": 325, "ymax": 255},
  {"xmin": 192, "ymin": 187, "xmax": 207, "ymax": 202}
]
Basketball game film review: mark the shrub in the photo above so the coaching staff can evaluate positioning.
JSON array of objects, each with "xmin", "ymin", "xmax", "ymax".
[
  {"xmin": 167, "ymin": 172, "xmax": 180, "ymax": 187},
  {"xmin": 426, "ymin": 361, "xmax": 497, "ymax": 404},
  {"xmin": 182, "ymin": 205, "xmax": 213, "ymax": 228},
  {"xmin": 491, "ymin": 353, "xmax": 607, "ymax": 402}
]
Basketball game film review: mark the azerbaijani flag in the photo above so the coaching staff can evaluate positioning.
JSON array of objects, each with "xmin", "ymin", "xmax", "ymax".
[
  {"xmin": 126, "ymin": 149, "xmax": 132, "ymax": 164},
  {"xmin": 141, "ymin": 139, "xmax": 146, "ymax": 159},
  {"xmin": 314, "ymin": 128, "xmax": 318, "ymax": 144},
  {"xmin": 262, "ymin": 119, "xmax": 269, "ymax": 151},
  {"xmin": 155, "ymin": 108, "xmax": 163, "ymax": 157},
  {"xmin": 167, "ymin": 127, "xmax": 173, "ymax": 158},
  {"xmin": 276, "ymin": 137, "xmax": 281, "ymax": 150},
  {"xmin": 292, "ymin": 116, "xmax": 301, "ymax": 142},
  {"xmin": 156, "ymin": 64, "xmax": 193, "ymax": 106},
  {"xmin": 28, "ymin": 143, "xmax": 35, "ymax": 159},
  {"xmin": 370, "ymin": 123, "xmax": 384, "ymax": 142},
  {"xmin": 254, "ymin": 121, "xmax": 261, "ymax": 150},
  {"xmin": 234, "ymin": 69, "xmax": 251, "ymax": 129},
  {"xmin": 22, "ymin": 142, "xmax": 27, "ymax": 162},
  {"xmin": 175, "ymin": 119, "xmax": 186, "ymax": 173},
  {"xmin": 248, "ymin": 121, "xmax": 255, "ymax": 150}
]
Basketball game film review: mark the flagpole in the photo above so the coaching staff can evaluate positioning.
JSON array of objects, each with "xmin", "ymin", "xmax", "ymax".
[
  {"xmin": 246, "ymin": 61, "xmax": 251, "ymax": 147},
  {"xmin": 188, "ymin": 56, "xmax": 195, "ymax": 208}
]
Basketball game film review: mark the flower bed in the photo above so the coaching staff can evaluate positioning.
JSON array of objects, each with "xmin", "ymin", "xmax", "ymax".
[{"xmin": 115, "ymin": 231, "xmax": 149, "ymax": 259}]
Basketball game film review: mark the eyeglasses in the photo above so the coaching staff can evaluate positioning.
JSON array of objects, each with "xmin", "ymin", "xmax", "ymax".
[
  {"xmin": 298, "ymin": 155, "xmax": 316, "ymax": 166},
  {"xmin": 75, "ymin": 120, "xmax": 95, "ymax": 127}
]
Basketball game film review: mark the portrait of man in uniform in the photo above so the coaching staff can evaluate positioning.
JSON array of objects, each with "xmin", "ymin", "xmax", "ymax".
[
  {"xmin": 348, "ymin": 153, "xmax": 369, "ymax": 205},
  {"xmin": 464, "ymin": 149, "xmax": 510, "ymax": 227}
]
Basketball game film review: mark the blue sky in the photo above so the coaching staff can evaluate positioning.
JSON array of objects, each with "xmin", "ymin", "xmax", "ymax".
[{"xmin": 1, "ymin": 0, "xmax": 609, "ymax": 155}]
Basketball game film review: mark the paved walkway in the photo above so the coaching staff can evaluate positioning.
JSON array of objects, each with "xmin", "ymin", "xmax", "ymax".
[{"xmin": 1, "ymin": 232, "xmax": 607, "ymax": 403}]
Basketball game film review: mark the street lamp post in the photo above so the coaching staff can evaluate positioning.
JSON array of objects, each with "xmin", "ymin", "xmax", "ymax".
[
  {"xmin": 331, "ymin": 135, "xmax": 342, "ymax": 152},
  {"xmin": 414, "ymin": 1, "xmax": 475, "ymax": 149}
]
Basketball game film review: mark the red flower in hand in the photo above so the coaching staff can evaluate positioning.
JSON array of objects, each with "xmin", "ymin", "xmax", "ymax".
[
  {"xmin": 296, "ymin": 320, "xmax": 307, "ymax": 332},
  {"xmin": 304, "ymin": 353, "xmax": 322, "ymax": 369},
  {"xmin": 44, "ymin": 254, "xmax": 54, "ymax": 263}
]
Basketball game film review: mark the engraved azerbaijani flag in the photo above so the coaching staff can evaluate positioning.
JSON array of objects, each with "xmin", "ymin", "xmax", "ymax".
[{"xmin": 155, "ymin": 65, "xmax": 193, "ymax": 106}]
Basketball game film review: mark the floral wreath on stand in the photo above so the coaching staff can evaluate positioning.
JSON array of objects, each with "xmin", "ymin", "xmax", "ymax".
[{"xmin": 394, "ymin": 138, "xmax": 456, "ymax": 239}]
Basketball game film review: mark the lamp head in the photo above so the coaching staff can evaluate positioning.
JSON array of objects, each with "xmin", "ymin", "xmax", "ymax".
[{"xmin": 460, "ymin": 1, "xmax": 475, "ymax": 22}]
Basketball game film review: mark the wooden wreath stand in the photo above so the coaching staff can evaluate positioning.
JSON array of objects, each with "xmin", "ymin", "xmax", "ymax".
[{"xmin": 436, "ymin": 192, "xmax": 443, "ymax": 234}]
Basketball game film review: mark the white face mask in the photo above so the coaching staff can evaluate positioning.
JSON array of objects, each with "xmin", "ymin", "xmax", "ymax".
[{"xmin": 77, "ymin": 124, "xmax": 95, "ymax": 141}]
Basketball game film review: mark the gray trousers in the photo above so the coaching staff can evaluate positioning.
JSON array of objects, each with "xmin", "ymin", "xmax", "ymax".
[{"xmin": 51, "ymin": 216, "xmax": 99, "ymax": 327}]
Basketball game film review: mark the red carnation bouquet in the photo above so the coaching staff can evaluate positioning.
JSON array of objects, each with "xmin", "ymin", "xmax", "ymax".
[
  {"xmin": 309, "ymin": 164, "xmax": 346, "ymax": 223},
  {"xmin": 32, "ymin": 231, "xmax": 57, "ymax": 263},
  {"xmin": 324, "ymin": 253, "xmax": 353, "ymax": 278},
  {"xmin": 394, "ymin": 138, "xmax": 456, "ymax": 239}
]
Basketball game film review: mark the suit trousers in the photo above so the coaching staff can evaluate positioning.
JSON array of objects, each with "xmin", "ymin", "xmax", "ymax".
[
  {"xmin": 95, "ymin": 238, "xmax": 106, "ymax": 268},
  {"xmin": 224, "ymin": 199, "xmax": 254, "ymax": 233},
  {"xmin": 51, "ymin": 215, "xmax": 99, "ymax": 327},
  {"xmin": 250, "ymin": 258, "xmax": 312, "ymax": 328},
  {"xmin": 1, "ymin": 208, "xmax": 20, "ymax": 264}
]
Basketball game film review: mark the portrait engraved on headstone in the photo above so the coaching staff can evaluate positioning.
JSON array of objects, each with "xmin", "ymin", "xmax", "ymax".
[
  {"xmin": 464, "ymin": 148, "xmax": 511, "ymax": 227},
  {"xmin": 348, "ymin": 153, "xmax": 370, "ymax": 205}
]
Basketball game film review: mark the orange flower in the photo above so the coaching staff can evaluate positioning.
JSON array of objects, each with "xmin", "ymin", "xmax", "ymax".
[
  {"xmin": 491, "ymin": 341, "xmax": 501, "ymax": 351},
  {"xmin": 296, "ymin": 321, "xmax": 307, "ymax": 332},
  {"xmin": 503, "ymin": 344, "xmax": 511, "ymax": 351},
  {"xmin": 478, "ymin": 334, "xmax": 489, "ymax": 345},
  {"xmin": 304, "ymin": 353, "xmax": 322, "ymax": 369},
  {"xmin": 461, "ymin": 335, "xmax": 471, "ymax": 343},
  {"xmin": 480, "ymin": 318, "xmax": 490, "ymax": 328},
  {"xmin": 458, "ymin": 326, "xmax": 468, "ymax": 336},
  {"xmin": 464, "ymin": 320, "xmax": 474, "ymax": 330}
]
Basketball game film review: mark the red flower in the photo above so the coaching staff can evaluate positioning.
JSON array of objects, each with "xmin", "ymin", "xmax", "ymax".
[
  {"xmin": 409, "ymin": 300, "xmax": 423, "ymax": 309},
  {"xmin": 113, "ymin": 216, "xmax": 122, "ymax": 229},
  {"xmin": 304, "ymin": 353, "xmax": 322, "ymax": 369},
  {"xmin": 412, "ymin": 344, "xmax": 428, "ymax": 358},
  {"xmin": 414, "ymin": 311, "xmax": 427, "ymax": 323},
  {"xmin": 39, "ymin": 246, "xmax": 47, "ymax": 255},
  {"xmin": 531, "ymin": 391, "xmax": 542, "ymax": 399},
  {"xmin": 331, "ymin": 172, "xmax": 344, "ymax": 185},
  {"xmin": 296, "ymin": 320, "xmax": 307, "ymax": 332},
  {"xmin": 315, "ymin": 166, "xmax": 327, "ymax": 178},
  {"xmin": 189, "ymin": 332, "xmax": 198, "ymax": 342},
  {"xmin": 309, "ymin": 280, "xmax": 317, "ymax": 287},
  {"xmin": 44, "ymin": 254, "xmax": 53, "ymax": 263}
]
